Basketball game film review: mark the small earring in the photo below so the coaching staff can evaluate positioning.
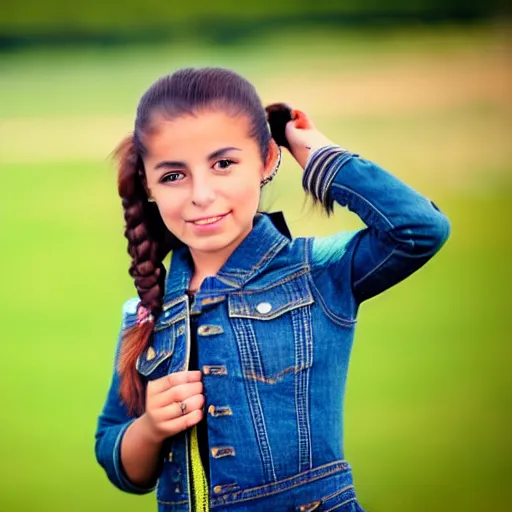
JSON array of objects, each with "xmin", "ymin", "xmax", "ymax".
[
  {"xmin": 148, "ymin": 195, "xmax": 156, "ymax": 203},
  {"xmin": 260, "ymin": 146, "xmax": 281, "ymax": 188}
]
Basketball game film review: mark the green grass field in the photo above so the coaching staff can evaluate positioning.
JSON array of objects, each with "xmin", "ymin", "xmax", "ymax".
[{"xmin": 1, "ymin": 23, "xmax": 511, "ymax": 512}]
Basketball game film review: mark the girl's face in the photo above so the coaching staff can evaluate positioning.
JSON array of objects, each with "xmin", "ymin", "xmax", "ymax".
[{"xmin": 143, "ymin": 109, "xmax": 276, "ymax": 258}]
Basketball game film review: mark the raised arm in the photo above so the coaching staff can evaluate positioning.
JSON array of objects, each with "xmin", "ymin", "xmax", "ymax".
[{"xmin": 285, "ymin": 110, "xmax": 450, "ymax": 304}]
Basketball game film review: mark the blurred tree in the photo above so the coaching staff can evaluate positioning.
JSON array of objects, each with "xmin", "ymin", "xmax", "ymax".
[{"xmin": 1, "ymin": 0, "xmax": 509, "ymax": 48}]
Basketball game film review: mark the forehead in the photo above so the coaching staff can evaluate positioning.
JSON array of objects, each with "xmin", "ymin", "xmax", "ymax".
[{"xmin": 145, "ymin": 109, "xmax": 257, "ymax": 158}]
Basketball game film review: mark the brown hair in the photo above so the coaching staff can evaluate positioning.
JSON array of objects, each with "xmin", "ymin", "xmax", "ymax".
[{"xmin": 114, "ymin": 67, "xmax": 291, "ymax": 415}]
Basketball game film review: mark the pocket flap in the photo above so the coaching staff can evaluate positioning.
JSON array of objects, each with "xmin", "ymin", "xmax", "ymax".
[
  {"xmin": 228, "ymin": 273, "xmax": 314, "ymax": 320},
  {"xmin": 136, "ymin": 298, "xmax": 187, "ymax": 377}
]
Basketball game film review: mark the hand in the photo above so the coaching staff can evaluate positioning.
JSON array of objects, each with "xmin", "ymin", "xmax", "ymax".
[
  {"xmin": 139, "ymin": 370, "xmax": 204, "ymax": 444},
  {"xmin": 284, "ymin": 110, "xmax": 336, "ymax": 170}
]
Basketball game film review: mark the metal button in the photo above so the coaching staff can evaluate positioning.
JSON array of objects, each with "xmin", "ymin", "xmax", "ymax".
[
  {"xmin": 211, "ymin": 446, "xmax": 236, "ymax": 458},
  {"xmin": 198, "ymin": 324, "xmax": 224, "ymax": 336},
  {"xmin": 256, "ymin": 302, "xmax": 272, "ymax": 314},
  {"xmin": 298, "ymin": 501, "xmax": 322, "ymax": 512},
  {"xmin": 208, "ymin": 405, "xmax": 233, "ymax": 417},
  {"xmin": 203, "ymin": 365, "xmax": 228, "ymax": 376},
  {"xmin": 146, "ymin": 346, "xmax": 156, "ymax": 361}
]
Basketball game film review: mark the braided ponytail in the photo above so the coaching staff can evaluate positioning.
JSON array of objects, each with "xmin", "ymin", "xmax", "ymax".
[
  {"xmin": 111, "ymin": 68, "xmax": 291, "ymax": 416},
  {"xmin": 115, "ymin": 135, "xmax": 172, "ymax": 416}
]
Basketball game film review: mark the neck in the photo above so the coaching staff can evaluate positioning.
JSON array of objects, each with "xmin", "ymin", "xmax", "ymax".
[
  {"xmin": 188, "ymin": 224, "xmax": 253, "ymax": 291},
  {"xmin": 188, "ymin": 249, "xmax": 228, "ymax": 291}
]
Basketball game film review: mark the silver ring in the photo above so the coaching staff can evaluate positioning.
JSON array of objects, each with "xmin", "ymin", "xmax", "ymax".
[{"xmin": 178, "ymin": 401, "xmax": 187, "ymax": 416}]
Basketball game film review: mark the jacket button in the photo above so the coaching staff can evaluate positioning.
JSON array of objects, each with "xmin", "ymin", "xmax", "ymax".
[
  {"xmin": 146, "ymin": 347, "xmax": 156, "ymax": 361},
  {"xmin": 198, "ymin": 324, "xmax": 224, "ymax": 336},
  {"xmin": 256, "ymin": 302, "xmax": 272, "ymax": 314}
]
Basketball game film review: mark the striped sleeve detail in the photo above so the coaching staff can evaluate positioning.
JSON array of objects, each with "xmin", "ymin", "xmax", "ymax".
[{"xmin": 302, "ymin": 145, "xmax": 356, "ymax": 212}]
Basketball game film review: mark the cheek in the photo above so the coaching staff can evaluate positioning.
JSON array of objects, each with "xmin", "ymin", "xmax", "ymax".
[
  {"xmin": 155, "ymin": 196, "xmax": 184, "ymax": 229},
  {"xmin": 230, "ymin": 179, "xmax": 261, "ymax": 211}
]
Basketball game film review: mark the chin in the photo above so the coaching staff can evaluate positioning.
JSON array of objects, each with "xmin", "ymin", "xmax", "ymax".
[{"xmin": 187, "ymin": 234, "xmax": 238, "ymax": 254}]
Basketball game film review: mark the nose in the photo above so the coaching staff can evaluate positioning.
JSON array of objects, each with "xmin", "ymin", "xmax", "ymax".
[{"xmin": 190, "ymin": 172, "xmax": 216, "ymax": 208}]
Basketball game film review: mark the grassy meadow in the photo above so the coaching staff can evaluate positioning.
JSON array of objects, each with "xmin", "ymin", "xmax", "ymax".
[{"xmin": 1, "ymin": 23, "xmax": 511, "ymax": 512}]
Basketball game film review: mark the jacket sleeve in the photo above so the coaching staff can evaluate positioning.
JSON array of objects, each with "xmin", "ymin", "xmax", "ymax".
[
  {"xmin": 94, "ymin": 298, "xmax": 155, "ymax": 495},
  {"xmin": 305, "ymin": 146, "xmax": 451, "ymax": 305}
]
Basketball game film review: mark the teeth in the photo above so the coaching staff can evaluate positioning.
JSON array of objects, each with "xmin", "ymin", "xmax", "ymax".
[{"xmin": 194, "ymin": 216, "xmax": 222, "ymax": 225}]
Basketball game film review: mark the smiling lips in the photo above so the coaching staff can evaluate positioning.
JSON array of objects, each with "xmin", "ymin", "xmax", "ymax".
[{"xmin": 189, "ymin": 212, "xmax": 229, "ymax": 226}]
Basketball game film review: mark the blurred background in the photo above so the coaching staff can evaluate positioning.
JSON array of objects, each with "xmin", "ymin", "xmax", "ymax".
[{"xmin": 1, "ymin": 1, "xmax": 511, "ymax": 511}]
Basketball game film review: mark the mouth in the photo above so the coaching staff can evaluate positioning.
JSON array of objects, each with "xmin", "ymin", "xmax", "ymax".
[{"xmin": 188, "ymin": 212, "xmax": 230, "ymax": 226}]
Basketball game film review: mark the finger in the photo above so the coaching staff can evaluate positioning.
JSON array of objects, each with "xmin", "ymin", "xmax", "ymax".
[
  {"xmin": 156, "ymin": 393, "xmax": 205, "ymax": 423},
  {"xmin": 148, "ymin": 370, "xmax": 202, "ymax": 394},
  {"xmin": 152, "ymin": 381, "xmax": 203, "ymax": 408},
  {"xmin": 165, "ymin": 409, "xmax": 204, "ymax": 437},
  {"xmin": 290, "ymin": 109, "xmax": 313, "ymax": 129},
  {"xmin": 180, "ymin": 393, "xmax": 205, "ymax": 415}
]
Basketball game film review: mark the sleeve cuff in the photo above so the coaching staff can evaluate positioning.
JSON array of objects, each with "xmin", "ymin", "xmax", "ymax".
[{"xmin": 303, "ymin": 145, "xmax": 356, "ymax": 212}]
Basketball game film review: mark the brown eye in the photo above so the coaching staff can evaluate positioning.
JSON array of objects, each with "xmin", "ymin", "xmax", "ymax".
[
  {"xmin": 214, "ymin": 159, "xmax": 234, "ymax": 171},
  {"xmin": 161, "ymin": 172, "xmax": 184, "ymax": 183}
]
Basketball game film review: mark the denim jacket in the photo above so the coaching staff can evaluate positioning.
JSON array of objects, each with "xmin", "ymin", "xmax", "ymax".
[{"xmin": 95, "ymin": 146, "xmax": 450, "ymax": 511}]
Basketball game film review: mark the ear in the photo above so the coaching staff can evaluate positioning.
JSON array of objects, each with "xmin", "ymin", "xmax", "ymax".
[{"xmin": 262, "ymin": 138, "xmax": 280, "ymax": 181}]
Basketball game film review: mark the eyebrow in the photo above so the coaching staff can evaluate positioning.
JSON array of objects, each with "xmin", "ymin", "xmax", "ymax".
[{"xmin": 154, "ymin": 146, "xmax": 242, "ymax": 170}]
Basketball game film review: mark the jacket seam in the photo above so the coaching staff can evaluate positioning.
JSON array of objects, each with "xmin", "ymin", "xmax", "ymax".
[
  {"xmin": 353, "ymin": 247, "xmax": 397, "ymax": 289},
  {"xmin": 321, "ymin": 484, "xmax": 355, "ymax": 503},
  {"xmin": 308, "ymin": 274, "xmax": 357, "ymax": 327},
  {"xmin": 326, "ymin": 496, "xmax": 357, "ymax": 512},
  {"xmin": 229, "ymin": 268, "xmax": 311, "ymax": 296},
  {"xmin": 211, "ymin": 460, "xmax": 350, "ymax": 505},
  {"xmin": 330, "ymin": 182, "xmax": 395, "ymax": 230}
]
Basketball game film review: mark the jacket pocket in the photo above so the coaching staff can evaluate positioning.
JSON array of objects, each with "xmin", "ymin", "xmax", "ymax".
[
  {"xmin": 228, "ymin": 272, "xmax": 315, "ymax": 383},
  {"xmin": 136, "ymin": 299, "xmax": 187, "ymax": 380},
  {"xmin": 297, "ymin": 485, "xmax": 358, "ymax": 512}
]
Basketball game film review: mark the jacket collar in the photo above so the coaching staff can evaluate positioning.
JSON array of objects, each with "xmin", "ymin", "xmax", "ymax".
[{"xmin": 164, "ymin": 212, "xmax": 291, "ymax": 301}]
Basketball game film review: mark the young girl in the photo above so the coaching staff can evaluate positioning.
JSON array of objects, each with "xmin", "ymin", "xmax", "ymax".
[{"xmin": 95, "ymin": 67, "xmax": 450, "ymax": 512}]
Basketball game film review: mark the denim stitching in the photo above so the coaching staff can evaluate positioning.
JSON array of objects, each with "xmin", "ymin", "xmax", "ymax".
[
  {"xmin": 228, "ymin": 271, "xmax": 314, "ymax": 321},
  {"xmin": 183, "ymin": 430, "xmax": 192, "ymax": 510},
  {"xmin": 325, "ymin": 496, "xmax": 357, "ymax": 512},
  {"xmin": 244, "ymin": 364, "xmax": 310, "ymax": 384},
  {"xmin": 330, "ymin": 183, "xmax": 395, "ymax": 230},
  {"xmin": 232, "ymin": 317, "xmax": 276, "ymax": 482},
  {"xmin": 214, "ymin": 276, "xmax": 240, "ymax": 289},
  {"xmin": 218, "ymin": 237, "xmax": 288, "ymax": 286},
  {"xmin": 292, "ymin": 306, "xmax": 313, "ymax": 472},
  {"xmin": 230, "ymin": 268, "xmax": 310, "ymax": 296},
  {"xmin": 229, "ymin": 293, "xmax": 314, "ymax": 321},
  {"xmin": 320, "ymin": 484, "xmax": 355, "ymax": 503},
  {"xmin": 353, "ymin": 247, "xmax": 397, "ymax": 289},
  {"xmin": 162, "ymin": 295, "xmax": 188, "ymax": 312},
  {"xmin": 303, "ymin": 238, "xmax": 311, "ymax": 268},
  {"xmin": 210, "ymin": 460, "xmax": 350, "ymax": 505},
  {"xmin": 308, "ymin": 275, "xmax": 357, "ymax": 327},
  {"xmin": 153, "ymin": 313, "xmax": 186, "ymax": 331}
]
